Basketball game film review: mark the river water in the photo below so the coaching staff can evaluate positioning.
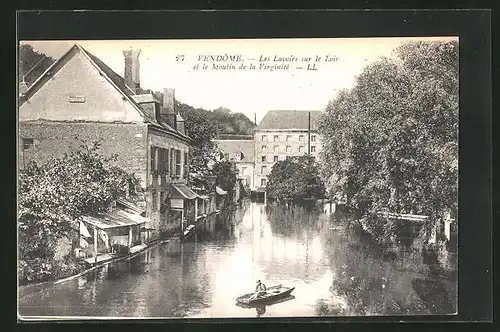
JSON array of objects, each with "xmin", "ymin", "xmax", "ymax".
[{"xmin": 18, "ymin": 201, "xmax": 457, "ymax": 319}]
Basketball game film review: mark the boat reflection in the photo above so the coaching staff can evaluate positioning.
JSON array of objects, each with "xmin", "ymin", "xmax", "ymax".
[{"xmin": 235, "ymin": 295, "xmax": 296, "ymax": 317}]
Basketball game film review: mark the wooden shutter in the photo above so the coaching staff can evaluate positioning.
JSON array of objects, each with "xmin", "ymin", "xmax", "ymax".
[
  {"xmin": 183, "ymin": 152, "xmax": 188, "ymax": 178},
  {"xmin": 150, "ymin": 146, "xmax": 157, "ymax": 173},
  {"xmin": 170, "ymin": 148, "xmax": 175, "ymax": 176}
]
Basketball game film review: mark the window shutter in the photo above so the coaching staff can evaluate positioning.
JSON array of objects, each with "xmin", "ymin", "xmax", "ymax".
[
  {"xmin": 165, "ymin": 149, "xmax": 170, "ymax": 174},
  {"xmin": 170, "ymin": 148, "xmax": 175, "ymax": 176},
  {"xmin": 150, "ymin": 147, "xmax": 157, "ymax": 173},
  {"xmin": 183, "ymin": 152, "xmax": 188, "ymax": 178}
]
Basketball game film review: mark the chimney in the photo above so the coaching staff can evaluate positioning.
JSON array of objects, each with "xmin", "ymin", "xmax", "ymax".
[
  {"xmin": 176, "ymin": 113, "xmax": 185, "ymax": 135},
  {"xmin": 19, "ymin": 80, "xmax": 28, "ymax": 96},
  {"xmin": 18, "ymin": 62, "xmax": 28, "ymax": 97},
  {"xmin": 123, "ymin": 48, "xmax": 141, "ymax": 93},
  {"xmin": 161, "ymin": 88, "xmax": 177, "ymax": 129}
]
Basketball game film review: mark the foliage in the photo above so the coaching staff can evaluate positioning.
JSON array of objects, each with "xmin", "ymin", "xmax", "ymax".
[
  {"xmin": 266, "ymin": 155, "xmax": 326, "ymax": 201},
  {"xmin": 19, "ymin": 44, "xmax": 56, "ymax": 86},
  {"xmin": 174, "ymin": 101, "xmax": 220, "ymax": 176},
  {"xmin": 317, "ymin": 41, "xmax": 458, "ymax": 226},
  {"xmin": 211, "ymin": 160, "xmax": 237, "ymax": 194},
  {"xmin": 212, "ymin": 106, "xmax": 255, "ymax": 135},
  {"xmin": 18, "ymin": 141, "xmax": 138, "ymax": 284}
]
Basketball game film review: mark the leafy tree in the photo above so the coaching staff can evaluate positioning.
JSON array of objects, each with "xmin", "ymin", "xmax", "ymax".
[
  {"xmin": 212, "ymin": 160, "xmax": 237, "ymax": 194},
  {"xmin": 18, "ymin": 141, "xmax": 139, "ymax": 283},
  {"xmin": 175, "ymin": 101, "xmax": 220, "ymax": 176},
  {"xmin": 266, "ymin": 155, "xmax": 326, "ymax": 201},
  {"xmin": 317, "ymin": 41, "xmax": 458, "ymax": 227},
  {"xmin": 19, "ymin": 44, "xmax": 56, "ymax": 86}
]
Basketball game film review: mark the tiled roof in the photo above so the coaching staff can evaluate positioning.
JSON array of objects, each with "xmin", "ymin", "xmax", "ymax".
[
  {"xmin": 256, "ymin": 110, "xmax": 322, "ymax": 131},
  {"xmin": 216, "ymin": 139, "xmax": 255, "ymax": 162}
]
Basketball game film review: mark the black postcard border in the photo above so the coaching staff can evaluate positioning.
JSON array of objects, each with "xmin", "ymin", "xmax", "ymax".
[{"xmin": 12, "ymin": 9, "xmax": 493, "ymax": 328}]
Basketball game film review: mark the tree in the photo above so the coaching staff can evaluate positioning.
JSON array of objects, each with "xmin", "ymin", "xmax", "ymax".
[
  {"xmin": 212, "ymin": 160, "xmax": 237, "ymax": 193},
  {"xmin": 317, "ymin": 40, "xmax": 458, "ymax": 224},
  {"xmin": 18, "ymin": 141, "xmax": 139, "ymax": 283},
  {"xmin": 175, "ymin": 101, "xmax": 220, "ymax": 176},
  {"xmin": 266, "ymin": 155, "xmax": 325, "ymax": 201},
  {"xmin": 19, "ymin": 44, "xmax": 56, "ymax": 86}
]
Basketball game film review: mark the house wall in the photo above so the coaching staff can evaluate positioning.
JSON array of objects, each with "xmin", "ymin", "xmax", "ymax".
[
  {"xmin": 253, "ymin": 130, "xmax": 322, "ymax": 188},
  {"xmin": 235, "ymin": 161, "xmax": 254, "ymax": 188},
  {"xmin": 19, "ymin": 48, "xmax": 144, "ymax": 123},
  {"xmin": 18, "ymin": 121, "xmax": 149, "ymax": 191},
  {"xmin": 147, "ymin": 127, "xmax": 190, "ymax": 237}
]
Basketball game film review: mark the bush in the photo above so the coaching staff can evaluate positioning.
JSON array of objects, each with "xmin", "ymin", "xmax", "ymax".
[
  {"xmin": 112, "ymin": 244, "xmax": 130, "ymax": 255},
  {"xmin": 18, "ymin": 254, "xmax": 87, "ymax": 285}
]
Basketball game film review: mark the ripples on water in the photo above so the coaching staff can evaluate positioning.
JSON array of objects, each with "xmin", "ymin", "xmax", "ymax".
[{"xmin": 18, "ymin": 201, "xmax": 457, "ymax": 318}]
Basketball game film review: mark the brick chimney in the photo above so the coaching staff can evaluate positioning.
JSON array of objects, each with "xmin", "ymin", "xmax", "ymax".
[
  {"xmin": 176, "ymin": 113, "xmax": 185, "ymax": 135},
  {"xmin": 161, "ymin": 88, "xmax": 177, "ymax": 130},
  {"xmin": 123, "ymin": 48, "xmax": 141, "ymax": 93}
]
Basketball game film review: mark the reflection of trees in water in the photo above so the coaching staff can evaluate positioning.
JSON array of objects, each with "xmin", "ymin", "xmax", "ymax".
[
  {"xmin": 192, "ymin": 211, "xmax": 235, "ymax": 243},
  {"xmin": 265, "ymin": 203, "xmax": 326, "ymax": 238},
  {"xmin": 322, "ymin": 227, "xmax": 432, "ymax": 316}
]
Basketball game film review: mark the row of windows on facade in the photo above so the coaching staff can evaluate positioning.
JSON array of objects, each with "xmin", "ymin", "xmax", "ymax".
[
  {"xmin": 260, "ymin": 152, "xmax": 313, "ymax": 163},
  {"xmin": 150, "ymin": 146, "xmax": 188, "ymax": 179},
  {"xmin": 260, "ymin": 134, "xmax": 317, "ymax": 143},
  {"xmin": 260, "ymin": 145, "xmax": 317, "ymax": 153}
]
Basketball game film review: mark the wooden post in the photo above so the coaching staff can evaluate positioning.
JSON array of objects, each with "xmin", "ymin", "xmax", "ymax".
[
  {"xmin": 128, "ymin": 226, "xmax": 133, "ymax": 249},
  {"xmin": 93, "ymin": 226, "xmax": 98, "ymax": 264},
  {"xmin": 181, "ymin": 209, "xmax": 185, "ymax": 231},
  {"xmin": 195, "ymin": 198, "xmax": 198, "ymax": 220},
  {"xmin": 308, "ymin": 111, "xmax": 311, "ymax": 155}
]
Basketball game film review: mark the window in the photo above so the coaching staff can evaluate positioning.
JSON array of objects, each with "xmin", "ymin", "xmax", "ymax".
[
  {"xmin": 286, "ymin": 135, "xmax": 292, "ymax": 142},
  {"xmin": 22, "ymin": 138, "xmax": 34, "ymax": 150},
  {"xmin": 311, "ymin": 135, "xmax": 316, "ymax": 142},
  {"xmin": 286, "ymin": 146, "xmax": 291, "ymax": 153},
  {"xmin": 299, "ymin": 146, "xmax": 304, "ymax": 153},
  {"xmin": 261, "ymin": 135, "xmax": 267, "ymax": 142},
  {"xmin": 274, "ymin": 145, "xmax": 279, "ymax": 153},
  {"xmin": 261, "ymin": 145, "xmax": 267, "ymax": 152},
  {"xmin": 299, "ymin": 135, "xmax": 304, "ymax": 142},
  {"xmin": 183, "ymin": 152, "xmax": 188, "ymax": 178},
  {"xmin": 152, "ymin": 191, "xmax": 158, "ymax": 210},
  {"xmin": 274, "ymin": 135, "xmax": 279, "ymax": 142},
  {"xmin": 175, "ymin": 149, "xmax": 182, "ymax": 177},
  {"xmin": 273, "ymin": 155, "xmax": 279, "ymax": 162},
  {"xmin": 311, "ymin": 146, "xmax": 316, "ymax": 153},
  {"xmin": 261, "ymin": 155, "xmax": 267, "ymax": 162},
  {"xmin": 261, "ymin": 165, "xmax": 267, "ymax": 174},
  {"xmin": 157, "ymin": 148, "xmax": 169, "ymax": 174},
  {"xmin": 261, "ymin": 178, "xmax": 267, "ymax": 187}
]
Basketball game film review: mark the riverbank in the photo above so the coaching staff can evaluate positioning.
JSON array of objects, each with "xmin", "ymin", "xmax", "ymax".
[{"xmin": 19, "ymin": 203, "xmax": 242, "ymax": 295}]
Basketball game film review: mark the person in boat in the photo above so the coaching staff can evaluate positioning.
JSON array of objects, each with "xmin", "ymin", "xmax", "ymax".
[{"xmin": 249, "ymin": 280, "xmax": 267, "ymax": 301}]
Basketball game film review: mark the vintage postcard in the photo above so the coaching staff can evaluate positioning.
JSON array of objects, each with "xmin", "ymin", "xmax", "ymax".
[{"xmin": 17, "ymin": 37, "xmax": 458, "ymax": 319}]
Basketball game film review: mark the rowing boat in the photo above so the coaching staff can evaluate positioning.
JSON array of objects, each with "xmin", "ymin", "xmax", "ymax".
[{"xmin": 235, "ymin": 284, "xmax": 295, "ymax": 305}]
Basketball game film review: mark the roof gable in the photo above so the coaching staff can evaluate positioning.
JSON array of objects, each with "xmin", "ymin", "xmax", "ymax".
[
  {"xmin": 20, "ymin": 44, "xmax": 191, "ymax": 142},
  {"xmin": 216, "ymin": 139, "xmax": 255, "ymax": 162},
  {"xmin": 256, "ymin": 110, "xmax": 322, "ymax": 131}
]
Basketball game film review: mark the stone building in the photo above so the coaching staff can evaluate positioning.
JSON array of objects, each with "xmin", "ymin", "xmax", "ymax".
[
  {"xmin": 253, "ymin": 110, "xmax": 322, "ymax": 189},
  {"xmin": 18, "ymin": 44, "xmax": 198, "ymax": 241},
  {"xmin": 215, "ymin": 135, "xmax": 255, "ymax": 189}
]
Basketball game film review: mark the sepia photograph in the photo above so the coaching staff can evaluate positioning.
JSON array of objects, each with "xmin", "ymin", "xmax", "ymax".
[{"xmin": 17, "ymin": 36, "xmax": 459, "ymax": 320}]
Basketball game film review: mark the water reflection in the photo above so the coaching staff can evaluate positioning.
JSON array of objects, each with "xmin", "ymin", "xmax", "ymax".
[
  {"xmin": 19, "ymin": 200, "xmax": 456, "ymax": 318},
  {"xmin": 235, "ymin": 295, "xmax": 297, "ymax": 318}
]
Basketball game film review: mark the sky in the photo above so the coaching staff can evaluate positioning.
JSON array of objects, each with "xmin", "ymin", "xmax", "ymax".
[{"xmin": 22, "ymin": 37, "xmax": 457, "ymax": 123}]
